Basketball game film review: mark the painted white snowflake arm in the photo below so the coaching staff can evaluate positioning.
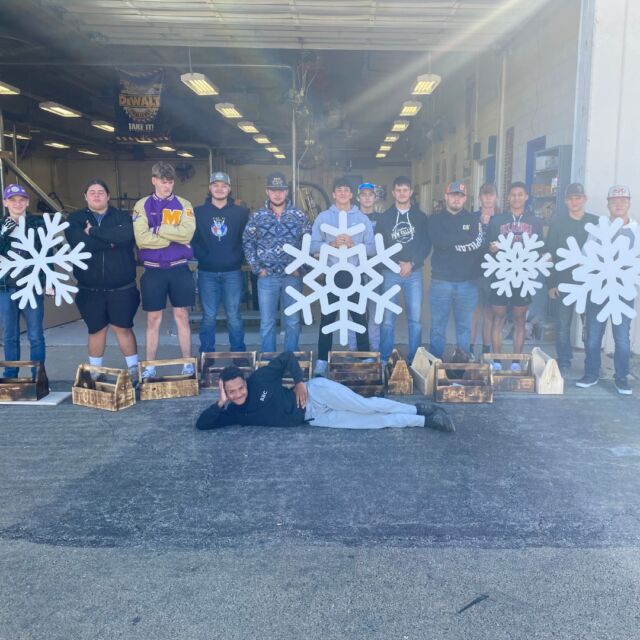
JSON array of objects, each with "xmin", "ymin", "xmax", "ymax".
[
  {"xmin": 556, "ymin": 217, "xmax": 640, "ymax": 324},
  {"xmin": 0, "ymin": 213, "xmax": 92, "ymax": 309}
]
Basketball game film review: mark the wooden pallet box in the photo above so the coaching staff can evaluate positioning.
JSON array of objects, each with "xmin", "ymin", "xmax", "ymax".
[
  {"xmin": 0, "ymin": 361, "xmax": 49, "ymax": 401},
  {"xmin": 531, "ymin": 347, "xmax": 564, "ymax": 394},
  {"xmin": 328, "ymin": 351, "xmax": 384, "ymax": 397},
  {"xmin": 200, "ymin": 351, "xmax": 257, "ymax": 388},
  {"xmin": 72, "ymin": 365, "xmax": 135, "ymax": 411},
  {"xmin": 481, "ymin": 353, "xmax": 535, "ymax": 392},
  {"xmin": 435, "ymin": 362, "xmax": 493, "ymax": 403},
  {"xmin": 257, "ymin": 351, "xmax": 313, "ymax": 388},
  {"xmin": 138, "ymin": 358, "xmax": 199, "ymax": 401},
  {"xmin": 409, "ymin": 347, "xmax": 441, "ymax": 397},
  {"xmin": 386, "ymin": 349, "xmax": 413, "ymax": 395}
]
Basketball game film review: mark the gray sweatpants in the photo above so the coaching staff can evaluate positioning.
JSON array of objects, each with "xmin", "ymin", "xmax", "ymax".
[{"xmin": 305, "ymin": 377, "xmax": 424, "ymax": 429}]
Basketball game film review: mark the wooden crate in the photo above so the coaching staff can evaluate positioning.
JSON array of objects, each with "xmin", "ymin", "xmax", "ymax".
[
  {"xmin": 138, "ymin": 358, "xmax": 199, "ymax": 401},
  {"xmin": 0, "ymin": 361, "xmax": 49, "ymax": 401},
  {"xmin": 72, "ymin": 365, "xmax": 135, "ymax": 411},
  {"xmin": 409, "ymin": 347, "xmax": 441, "ymax": 397},
  {"xmin": 435, "ymin": 362, "xmax": 493, "ymax": 403},
  {"xmin": 481, "ymin": 353, "xmax": 535, "ymax": 392},
  {"xmin": 200, "ymin": 351, "xmax": 257, "ymax": 388},
  {"xmin": 531, "ymin": 347, "xmax": 564, "ymax": 395},
  {"xmin": 328, "ymin": 351, "xmax": 384, "ymax": 397},
  {"xmin": 386, "ymin": 349, "xmax": 413, "ymax": 395},
  {"xmin": 257, "ymin": 351, "xmax": 313, "ymax": 388}
]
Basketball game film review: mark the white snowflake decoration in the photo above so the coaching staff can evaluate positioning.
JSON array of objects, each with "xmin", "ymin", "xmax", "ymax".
[
  {"xmin": 0, "ymin": 212, "xmax": 91, "ymax": 309},
  {"xmin": 482, "ymin": 232, "xmax": 552, "ymax": 298},
  {"xmin": 283, "ymin": 211, "xmax": 403, "ymax": 345},
  {"xmin": 555, "ymin": 216, "xmax": 640, "ymax": 325}
]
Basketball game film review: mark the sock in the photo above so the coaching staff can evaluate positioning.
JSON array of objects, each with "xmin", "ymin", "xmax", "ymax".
[
  {"xmin": 125, "ymin": 354, "xmax": 139, "ymax": 368},
  {"xmin": 89, "ymin": 356, "xmax": 103, "ymax": 367},
  {"xmin": 483, "ymin": 344, "xmax": 491, "ymax": 354}
]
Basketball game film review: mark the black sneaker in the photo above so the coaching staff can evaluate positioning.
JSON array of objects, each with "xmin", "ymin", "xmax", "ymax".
[
  {"xmin": 576, "ymin": 375, "xmax": 599, "ymax": 388},
  {"xmin": 614, "ymin": 377, "xmax": 632, "ymax": 395},
  {"xmin": 414, "ymin": 402, "xmax": 437, "ymax": 417},
  {"xmin": 424, "ymin": 407, "xmax": 455, "ymax": 433}
]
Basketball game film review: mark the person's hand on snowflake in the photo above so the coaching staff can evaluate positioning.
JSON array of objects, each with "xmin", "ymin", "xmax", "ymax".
[
  {"xmin": 489, "ymin": 241, "xmax": 499, "ymax": 253},
  {"xmin": 398, "ymin": 261, "xmax": 413, "ymax": 277},
  {"xmin": 0, "ymin": 217, "xmax": 17, "ymax": 237},
  {"xmin": 548, "ymin": 287, "xmax": 560, "ymax": 299},
  {"xmin": 333, "ymin": 234, "xmax": 353, "ymax": 248},
  {"xmin": 45, "ymin": 287, "xmax": 55, "ymax": 297}
]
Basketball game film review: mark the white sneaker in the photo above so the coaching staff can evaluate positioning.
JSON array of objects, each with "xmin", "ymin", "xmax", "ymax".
[
  {"xmin": 314, "ymin": 359, "xmax": 328, "ymax": 377},
  {"xmin": 141, "ymin": 366, "xmax": 157, "ymax": 380},
  {"xmin": 182, "ymin": 363, "xmax": 195, "ymax": 376}
]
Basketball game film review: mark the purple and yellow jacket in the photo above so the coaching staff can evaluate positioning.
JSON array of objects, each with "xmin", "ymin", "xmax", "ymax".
[{"xmin": 132, "ymin": 193, "xmax": 195, "ymax": 269}]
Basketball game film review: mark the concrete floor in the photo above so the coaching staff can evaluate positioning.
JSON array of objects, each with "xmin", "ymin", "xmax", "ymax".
[{"xmin": 1, "ymin": 316, "xmax": 639, "ymax": 639}]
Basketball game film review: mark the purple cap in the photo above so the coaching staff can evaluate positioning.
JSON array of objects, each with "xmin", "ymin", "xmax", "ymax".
[{"xmin": 3, "ymin": 184, "xmax": 28, "ymax": 200}]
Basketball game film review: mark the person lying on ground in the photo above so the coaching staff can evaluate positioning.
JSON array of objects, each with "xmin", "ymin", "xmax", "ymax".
[{"xmin": 196, "ymin": 351, "xmax": 454, "ymax": 432}]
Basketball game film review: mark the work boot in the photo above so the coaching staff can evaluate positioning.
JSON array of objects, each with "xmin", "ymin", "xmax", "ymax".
[
  {"xmin": 414, "ymin": 402, "xmax": 437, "ymax": 417},
  {"xmin": 424, "ymin": 407, "xmax": 455, "ymax": 433}
]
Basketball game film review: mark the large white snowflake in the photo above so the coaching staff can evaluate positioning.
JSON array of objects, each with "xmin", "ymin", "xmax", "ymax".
[
  {"xmin": 0, "ymin": 212, "xmax": 91, "ymax": 309},
  {"xmin": 482, "ymin": 232, "xmax": 552, "ymax": 298},
  {"xmin": 555, "ymin": 216, "xmax": 640, "ymax": 325},
  {"xmin": 282, "ymin": 211, "xmax": 403, "ymax": 345}
]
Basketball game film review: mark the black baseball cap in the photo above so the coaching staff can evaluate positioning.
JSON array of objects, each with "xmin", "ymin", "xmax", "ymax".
[
  {"xmin": 565, "ymin": 182, "xmax": 586, "ymax": 197},
  {"xmin": 266, "ymin": 172, "xmax": 288, "ymax": 190}
]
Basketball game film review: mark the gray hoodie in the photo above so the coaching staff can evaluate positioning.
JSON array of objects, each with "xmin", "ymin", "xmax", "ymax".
[{"xmin": 309, "ymin": 204, "xmax": 376, "ymax": 266}]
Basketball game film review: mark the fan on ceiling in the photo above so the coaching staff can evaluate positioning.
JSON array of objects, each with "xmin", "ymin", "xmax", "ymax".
[{"xmin": 175, "ymin": 162, "xmax": 195, "ymax": 182}]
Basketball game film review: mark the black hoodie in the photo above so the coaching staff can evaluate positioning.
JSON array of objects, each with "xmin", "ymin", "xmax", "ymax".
[
  {"xmin": 65, "ymin": 205, "xmax": 137, "ymax": 290},
  {"xmin": 375, "ymin": 204, "xmax": 432, "ymax": 270},
  {"xmin": 193, "ymin": 197, "xmax": 249, "ymax": 272}
]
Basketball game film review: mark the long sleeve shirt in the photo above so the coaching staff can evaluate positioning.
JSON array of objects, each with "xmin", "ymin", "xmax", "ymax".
[
  {"xmin": 196, "ymin": 351, "xmax": 306, "ymax": 429},
  {"xmin": 242, "ymin": 199, "xmax": 311, "ymax": 275},
  {"xmin": 309, "ymin": 205, "xmax": 375, "ymax": 267}
]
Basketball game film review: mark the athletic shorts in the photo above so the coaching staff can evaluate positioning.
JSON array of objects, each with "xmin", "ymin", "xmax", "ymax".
[
  {"xmin": 489, "ymin": 284, "xmax": 532, "ymax": 308},
  {"xmin": 140, "ymin": 264, "xmax": 196, "ymax": 312},
  {"xmin": 76, "ymin": 285, "xmax": 140, "ymax": 334},
  {"xmin": 477, "ymin": 276, "xmax": 493, "ymax": 306}
]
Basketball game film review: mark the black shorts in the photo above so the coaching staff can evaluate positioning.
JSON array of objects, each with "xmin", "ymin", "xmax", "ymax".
[
  {"xmin": 489, "ymin": 284, "xmax": 532, "ymax": 308},
  {"xmin": 76, "ymin": 285, "xmax": 140, "ymax": 334},
  {"xmin": 140, "ymin": 265, "xmax": 196, "ymax": 312},
  {"xmin": 477, "ymin": 276, "xmax": 493, "ymax": 306}
]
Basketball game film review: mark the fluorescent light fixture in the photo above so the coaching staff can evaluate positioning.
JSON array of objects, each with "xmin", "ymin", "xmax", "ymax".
[
  {"xmin": 156, "ymin": 145, "xmax": 175, "ymax": 152},
  {"xmin": 384, "ymin": 134, "xmax": 399, "ymax": 143},
  {"xmin": 91, "ymin": 120, "xmax": 115, "ymax": 133},
  {"xmin": 177, "ymin": 151, "xmax": 194, "ymax": 158},
  {"xmin": 379, "ymin": 145, "xmax": 392, "ymax": 152},
  {"xmin": 391, "ymin": 120, "xmax": 410, "ymax": 132},
  {"xmin": 253, "ymin": 134, "xmax": 271, "ymax": 144},
  {"xmin": 3, "ymin": 132, "xmax": 31, "ymax": 141},
  {"xmin": 265, "ymin": 146, "xmax": 280, "ymax": 153},
  {"xmin": 274, "ymin": 154, "xmax": 286, "ymax": 159},
  {"xmin": 375, "ymin": 153, "xmax": 387, "ymax": 159},
  {"xmin": 39, "ymin": 101, "xmax": 82, "ymax": 118},
  {"xmin": 238, "ymin": 121, "xmax": 259, "ymax": 134},
  {"xmin": 411, "ymin": 73, "xmax": 441, "ymax": 95},
  {"xmin": 215, "ymin": 103, "xmax": 243, "ymax": 119},
  {"xmin": 78, "ymin": 149, "xmax": 100, "ymax": 156},
  {"xmin": 44, "ymin": 141, "xmax": 70, "ymax": 149},
  {"xmin": 399, "ymin": 100, "xmax": 422, "ymax": 117},
  {"xmin": 180, "ymin": 72, "xmax": 219, "ymax": 96},
  {"xmin": 136, "ymin": 138, "xmax": 154, "ymax": 144},
  {"xmin": 0, "ymin": 80, "xmax": 20, "ymax": 95}
]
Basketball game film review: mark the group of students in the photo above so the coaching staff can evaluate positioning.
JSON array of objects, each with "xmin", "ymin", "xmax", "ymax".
[{"xmin": 0, "ymin": 163, "xmax": 636, "ymax": 398}]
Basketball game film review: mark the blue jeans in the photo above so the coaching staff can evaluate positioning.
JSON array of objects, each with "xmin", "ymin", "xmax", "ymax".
[
  {"xmin": 428, "ymin": 279, "xmax": 478, "ymax": 359},
  {"xmin": 584, "ymin": 300, "xmax": 631, "ymax": 379},
  {"xmin": 0, "ymin": 290, "xmax": 46, "ymax": 377},
  {"xmin": 197, "ymin": 270, "xmax": 246, "ymax": 353},
  {"xmin": 257, "ymin": 274, "xmax": 302, "ymax": 352},
  {"xmin": 380, "ymin": 269, "xmax": 423, "ymax": 362},
  {"xmin": 554, "ymin": 296, "xmax": 577, "ymax": 368}
]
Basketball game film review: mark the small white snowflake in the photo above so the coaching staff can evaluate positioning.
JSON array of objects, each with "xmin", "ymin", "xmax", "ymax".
[
  {"xmin": 555, "ymin": 216, "xmax": 640, "ymax": 325},
  {"xmin": 282, "ymin": 211, "xmax": 403, "ymax": 345},
  {"xmin": 0, "ymin": 212, "xmax": 92, "ymax": 309},
  {"xmin": 482, "ymin": 232, "xmax": 552, "ymax": 298}
]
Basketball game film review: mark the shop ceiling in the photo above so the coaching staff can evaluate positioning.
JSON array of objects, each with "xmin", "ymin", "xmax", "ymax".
[{"xmin": 0, "ymin": 0, "xmax": 550, "ymax": 169}]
